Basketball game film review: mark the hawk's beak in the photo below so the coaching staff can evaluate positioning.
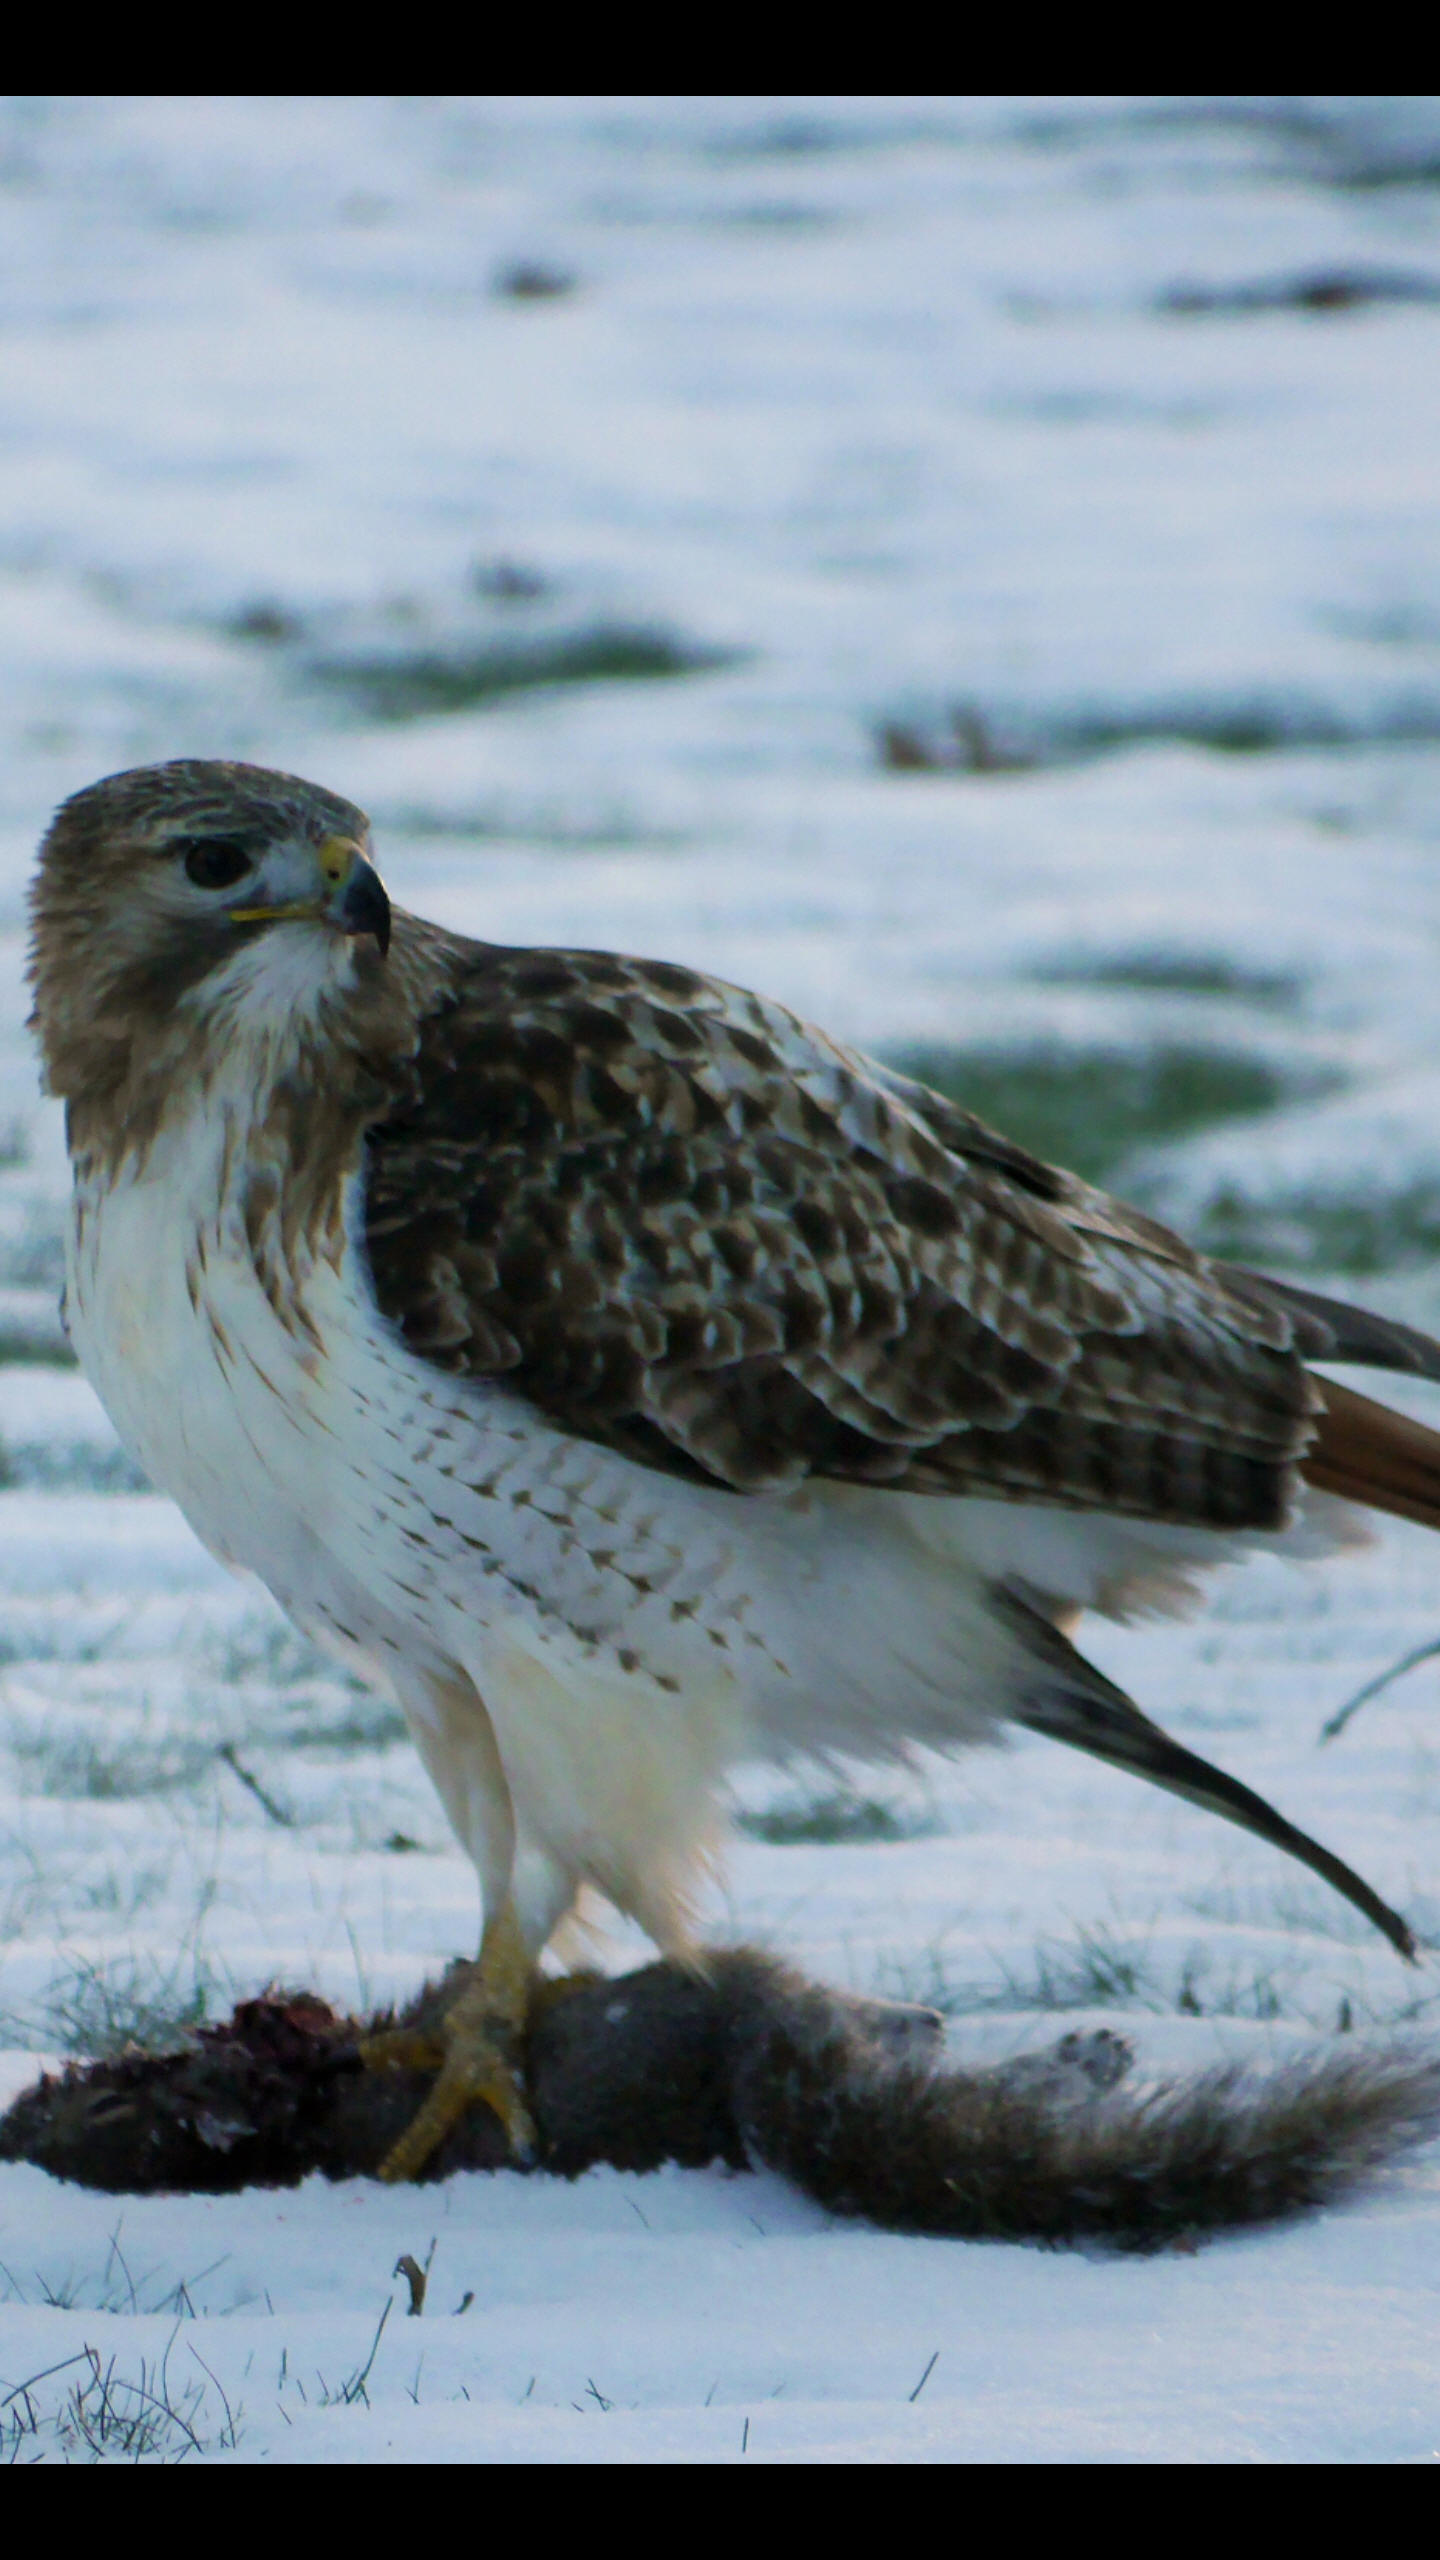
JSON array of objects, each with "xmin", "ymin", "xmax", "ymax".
[
  {"xmin": 229, "ymin": 835, "xmax": 391, "ymax": 959},
  {"xmin": 329, "ymin": 844, "xmax": 392, "ymax": 958}
]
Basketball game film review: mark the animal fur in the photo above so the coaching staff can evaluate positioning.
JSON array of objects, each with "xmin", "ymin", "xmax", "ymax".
[{"xmin": 3, "ymin": 1954, "xmax": 1437, "ymax": 2255}]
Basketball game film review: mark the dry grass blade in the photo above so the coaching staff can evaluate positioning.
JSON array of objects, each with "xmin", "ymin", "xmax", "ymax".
[{"xmin": 1321, "ymin": 1637, "xmax": 1440, "ymax": 1743}]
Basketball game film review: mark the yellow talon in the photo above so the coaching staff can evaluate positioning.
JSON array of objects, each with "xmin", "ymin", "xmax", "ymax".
[{"xmin": 362, "ymin": 1902, "xmax": 537, "ymax": 2181}]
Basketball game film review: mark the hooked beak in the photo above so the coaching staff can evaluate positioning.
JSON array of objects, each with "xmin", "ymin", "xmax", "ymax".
[
  {"xmin": 331, "ymin": 846, "xmax": 392, "ymax": 956},
  {"xmin": 229, "ymin": 834, "xmax": 392, "ymax": 958}
]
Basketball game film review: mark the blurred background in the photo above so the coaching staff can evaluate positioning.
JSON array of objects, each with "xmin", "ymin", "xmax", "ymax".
[
  {"xmin": 6, "ymin": 97, "xmax": 1440, "ymax": 2045},
  {"xmin": 4, "ymin": 98, "xmax": 1440, "ymax": 1298}
]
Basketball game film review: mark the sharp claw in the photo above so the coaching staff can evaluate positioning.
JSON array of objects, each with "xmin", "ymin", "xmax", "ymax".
[
  {"xmin": 505, "ymin": 2105, "xmax": 537, "ymax": 2168},
  {"xmin": 375, "ymin": 2053, "xmax": 534, "ymax": 2182},
  {"xmin": 359, "ymin": 2026, "xmax": 446, "ymax": 2075},
  {"xmin": 369, "ymin": 1905, "xmax": 539, "ymax": 2181}
]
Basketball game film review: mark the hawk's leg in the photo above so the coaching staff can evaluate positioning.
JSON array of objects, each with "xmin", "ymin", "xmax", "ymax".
[{"xmin": 363, "ymin": 1899, "xmax": 537, "ymax": 2182}]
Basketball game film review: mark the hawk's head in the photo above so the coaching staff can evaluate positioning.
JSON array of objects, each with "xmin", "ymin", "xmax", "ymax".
[{"xmin": 28, "ymin": 759, "xmax": 392, "ymax": 1107}]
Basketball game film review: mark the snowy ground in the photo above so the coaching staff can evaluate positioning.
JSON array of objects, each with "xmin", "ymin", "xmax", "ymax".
[{"xmin": 4, "ymin": 96, "xmax": 1440, "ymax": 2461}]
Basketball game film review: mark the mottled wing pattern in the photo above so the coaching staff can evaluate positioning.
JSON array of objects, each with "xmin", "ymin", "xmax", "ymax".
[{"xmin": 362, "ymin": 938, "xmax": 1317, "ymax": 1529}]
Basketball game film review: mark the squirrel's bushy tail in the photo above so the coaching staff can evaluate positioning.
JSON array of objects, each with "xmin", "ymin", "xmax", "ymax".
[{"xmin": 723, "ymin": 1960, "xmax": 1440, "ymax": 2252}]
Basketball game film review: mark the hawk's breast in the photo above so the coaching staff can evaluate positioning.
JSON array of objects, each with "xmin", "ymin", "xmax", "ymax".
[{"xmin": 61, "ymin": 1086, "xmax": 784, "ymax": 1722}]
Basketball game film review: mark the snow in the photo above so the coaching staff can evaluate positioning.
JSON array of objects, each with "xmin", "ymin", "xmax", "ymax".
[
  {"xmin": 4, "ymin": 95, "xmax": 1440, "ymax": 2460},
  {"xmin": 4, "ymin": 2155, "xmax": 1440, "ymax": 2464}
]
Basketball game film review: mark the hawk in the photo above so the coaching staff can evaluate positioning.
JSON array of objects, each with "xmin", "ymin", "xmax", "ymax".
[{"xmin": 27, "ymin": 759, "xmax": 1440, "ymax": 2177}]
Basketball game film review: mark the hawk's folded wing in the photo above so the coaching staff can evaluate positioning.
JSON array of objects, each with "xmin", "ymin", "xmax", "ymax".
[{"xmin": 360, "ymin": 944, "xmax": 1330, "ymax": 1530}]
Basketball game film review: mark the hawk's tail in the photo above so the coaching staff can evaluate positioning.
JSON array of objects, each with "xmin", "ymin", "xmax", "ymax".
[
  {"xmin": 1000, "ymin": 1591, "xmax": 1418, "ymax": 1960},
  {"xmin": 1224, "ymin": 1265, "xmax": 1440, "ymax": 1534},
  {"xmin": 1302, "ymin": 1378, "xmax": 1440, "ymax": 1534}
]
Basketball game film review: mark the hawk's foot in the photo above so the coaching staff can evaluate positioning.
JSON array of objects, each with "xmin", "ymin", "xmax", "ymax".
[{"xmin": 362, "ymin": 1904, "xmax": 537, "ymax": 2182}]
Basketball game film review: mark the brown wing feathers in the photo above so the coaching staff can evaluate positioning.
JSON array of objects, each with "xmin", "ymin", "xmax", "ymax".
[
  {"xmin": 363, "ymin": 938, "xmax": 1338, "ymax": 1528},
  {"xmin": 1223, "ymin": 1266, "xmax": 1440, "ymax": 1383},
  {"xmin": 1219, "ymin": 1268, "xmax": 1440, "ymax": 1534},
  {"xmin": 362, "ymin": 933, "xmax": 1440, "ymax": 1547}
]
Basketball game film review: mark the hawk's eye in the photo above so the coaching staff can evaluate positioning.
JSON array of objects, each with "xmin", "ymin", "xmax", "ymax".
[{"xmin": 179, "ymin": 839, "xmax": 255, "ymax": 892}]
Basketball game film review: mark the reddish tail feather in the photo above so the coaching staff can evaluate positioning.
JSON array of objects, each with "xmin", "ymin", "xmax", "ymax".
[{"xmin": 1303, "ymin": 1379, "xmax": 1440, "ymax": 1532}]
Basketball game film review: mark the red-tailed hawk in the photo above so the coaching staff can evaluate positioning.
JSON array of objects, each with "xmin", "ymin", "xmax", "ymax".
[{"xmin": 27, "ymin": 759, "xmax": 1440, "ymax": 2176}]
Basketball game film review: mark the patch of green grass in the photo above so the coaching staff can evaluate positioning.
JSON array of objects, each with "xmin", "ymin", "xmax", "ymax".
[
  {"xmin": 0, "ymin": 1325, "xmax": 76, "ymax": 1368},
  {"xmin": 313, "ymin": 2298, "xmax": 397, "ymax": 2411},
  {"xmin": 1190, "ymin": 1180, "xmax": 1440, "ymax": 1276},
  {"xmin": 735, "ymin": 1792, "xmax": 935, "ymax": 1846},
  {"xmin": 226, "ymin": 598, "xmax": 303, "ymax": 643},
  {"xmin": 0, "ymin": 1219, "xmax": 66, "ymax": 1291},
  {"xmin": 0, "ymin": 1845, "xmax": 177, "ymax": 1949},
  {"xmin": 390, "ymin": 806, "xmax": 690, "ymax": 851},
  {"xmin": 282, "ymin": 1699, "xmax": 408, "ymax": 1752},
  {"xmin": 1087, "ymin": 707, "xmax": 1337, "ymax": 753},
  {"xmin": 1062, "ymin": 697, "xmax": 1440, "ymax": 756},
  {"xmin": 311, "ymin": 625, "xmax": 742, "ymax": 722},
  {"xmin": 8, "ymin": 1728, "xmax": 214, "ymax": 1802},
  {"xmin": 993, "ymin": 1922, "xmax": 1164, "ymax": 2013},
  {"xmin": 201, "ymin": 1616, "xmax": 343, "ymax": 1688},
  {"xmin": 71, "ymin": 1861, "xmax": 174, "ymax": 1921},
  {"xmin": 1183, "ymin": 1876, "xmax": 1397, "ymax": 1950},
  {"xmin": 0, "ymin": 2339, "xmax": 243, "ymax": 2460},
  {"xmin": 1, "ymin": 1441, "xmax": 150, "ymax": 1494},
  {"xmin": 884, "ymin": 1040, "xmax": 1325, "ymax": 1186},
  {"xmin": 879, "ymin": 694, "xmax": 1440, "ymax": 776},
  {"xmin": 19, "ymin": 1948, "xmax": 226, "ymax": 2060},
  {"xmin": 1, "ymin": 2225, "xmax": 239, "ymax": 2321},
  {"xmin": 0, "ymin": 1611, "xmax": 134, "ymax": 1669},
  {"xmin": 201, "ymin": 1616, "xmax": 404, "ymax": 1756},
  {"xmin": 880, "ymin": 1920, "xmax": 1297, "ymax": 2021},
  {"xmin": 1035, "ymin": 950, "xmax": 1301, "ymax": 1007}
]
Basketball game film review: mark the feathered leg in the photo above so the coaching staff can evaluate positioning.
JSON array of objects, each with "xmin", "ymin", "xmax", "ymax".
[{"xmin": 363, "ymin": 1665, "xmax": 543, "ymax": 2178}]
